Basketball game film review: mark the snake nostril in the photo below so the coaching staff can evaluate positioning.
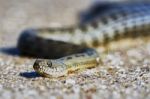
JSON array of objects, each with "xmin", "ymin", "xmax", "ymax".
[{"xmin": 47, "ymin": 61, "xmax": 52, "ymax": 67}]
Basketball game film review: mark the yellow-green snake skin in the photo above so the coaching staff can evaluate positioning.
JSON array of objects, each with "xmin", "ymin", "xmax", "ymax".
[{"xmin": 18, "ymin": 2, "xmax": 150, "ymax": 77}]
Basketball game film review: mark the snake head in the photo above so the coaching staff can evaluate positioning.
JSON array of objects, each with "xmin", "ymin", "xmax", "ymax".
[{"xmin": 33, "ymin": 59, "xmax": 67, "ymax": 78}]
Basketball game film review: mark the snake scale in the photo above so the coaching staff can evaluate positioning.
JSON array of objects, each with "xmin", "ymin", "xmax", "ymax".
[{"xmin": 18, "ymin": 2, "xmax": 150, "ymax": 78}]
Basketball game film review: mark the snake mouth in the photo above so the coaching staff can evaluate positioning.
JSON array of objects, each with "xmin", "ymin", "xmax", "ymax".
[
  {"xmin": 33, "ymin": 60, "xmax": 50, "ymax": 77},
  {"xmin": 33, "ymin": 60, "xmax": 39, "ymax": 70},
  {"xmin": 33, "ymin": 59, "xmax": 45, "ymax": 73},
  {"xmin": 33, "ymin": 62, "xmax": 41, "ymax": 74}
]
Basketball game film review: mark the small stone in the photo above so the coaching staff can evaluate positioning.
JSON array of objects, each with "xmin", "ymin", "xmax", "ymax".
[{"xmin": 65, "ymin": 79, "xmax": 76, "ymax": 85}]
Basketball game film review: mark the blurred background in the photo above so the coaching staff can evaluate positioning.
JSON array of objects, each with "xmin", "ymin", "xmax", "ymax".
[
  {"xmin": 0, "ymin": 0, "xmax": 148, "ymax": 47},
  {"xmin": 0, "ymin": 0, "xmax": 147, "ymax": 33}
]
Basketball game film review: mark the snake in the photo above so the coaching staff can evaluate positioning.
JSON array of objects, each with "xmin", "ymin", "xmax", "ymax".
[{"xmin": 18, "ymin": 2, "xmax": 150, "ymax": 78}]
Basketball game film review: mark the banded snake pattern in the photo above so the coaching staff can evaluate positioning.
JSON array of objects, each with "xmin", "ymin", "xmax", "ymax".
[{"xmin": 18, "ymin": 2, "xmax": 150, "ymax": 78}]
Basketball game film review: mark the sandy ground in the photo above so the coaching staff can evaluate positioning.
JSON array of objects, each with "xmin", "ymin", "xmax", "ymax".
[{"xmin": 0, "ymin": 0, "xmax": 150, "ymax": 99}]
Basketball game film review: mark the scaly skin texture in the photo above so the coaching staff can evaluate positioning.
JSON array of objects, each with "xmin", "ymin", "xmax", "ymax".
[{"xmin": 18, "ymin": 2, "xmax": 150, "ymax": 78}]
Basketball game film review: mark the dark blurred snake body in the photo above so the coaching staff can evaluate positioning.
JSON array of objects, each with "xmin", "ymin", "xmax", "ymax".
[{"xmin": 18, "ymin": 2, "xmax": 150, "ymax": 77}]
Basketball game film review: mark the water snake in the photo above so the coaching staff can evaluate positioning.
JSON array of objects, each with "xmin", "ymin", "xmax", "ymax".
[{"xmin": 18, "ymin": 2, "xmax": 150, "ymax": 77}]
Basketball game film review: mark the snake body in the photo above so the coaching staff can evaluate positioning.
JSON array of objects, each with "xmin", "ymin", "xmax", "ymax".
[{"xmin": 18, "ymin": 2, "xmax": 150, "ymax": 77}]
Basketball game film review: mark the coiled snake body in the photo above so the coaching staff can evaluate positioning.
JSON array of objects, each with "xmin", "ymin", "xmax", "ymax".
[{"xmin": 18, "ymin": 2, "xmax": 150, "ymax": 77}]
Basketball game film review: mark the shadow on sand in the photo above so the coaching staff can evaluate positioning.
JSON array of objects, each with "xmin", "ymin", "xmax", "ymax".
[
  {"xmin": 19, "ymin": 71, "xmax": 41, "ymax": 78},
  {"xmin": 0, "ymin": 47, "xmax": 20, "ymax": 56},
  {"xmin": 0, "ymin": 47, "xmax": 41, "ymax": 78}
]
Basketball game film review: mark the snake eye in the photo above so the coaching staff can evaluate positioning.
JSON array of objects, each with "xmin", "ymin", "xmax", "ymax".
[{"xmin": 47, "ymin": 61, "xmax": 52, "ymax": 67}]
